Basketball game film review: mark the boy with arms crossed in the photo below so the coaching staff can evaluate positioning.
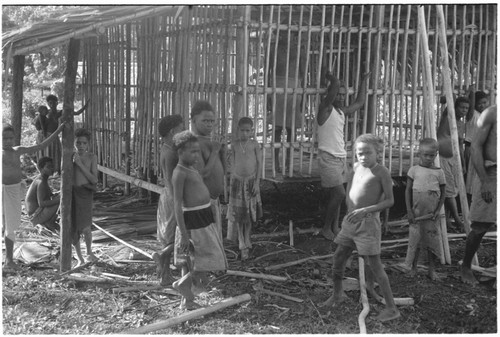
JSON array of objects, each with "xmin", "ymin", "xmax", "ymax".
[
  {"xmin": 153, "ymin": 115, "xmax": 184, "ymax": 286},
  {"xmin": 25, "ymin": 157, "xmax": 60, "ymax": 232},
  {"xmin": 72, "ymin": 128, "xmax": 98, "ymax": 266},
  {"xmin": 3, "ymin": 122, "xmax": 65, "ymax": 269},
  {"xmin": 321, "ymin": 134, "xmax": 400, "ymax": 322},
  {"xmin": 226, "ymin": 117, "xmax": 263, "ymax": 260},
  {"xmin": 171, "ymin": 131, "xmax": 227, "ymax": 310}
]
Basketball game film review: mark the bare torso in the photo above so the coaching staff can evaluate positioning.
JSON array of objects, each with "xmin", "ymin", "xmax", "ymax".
[
  {"xmin": 73, "ymin": 152, "xmax": 97, "ymax": 186},
  {"xmin": 175, "ymin": 165, "xmax": 211, "ymax": 208},
  {"xmin": 232, "ymin": 139, "xmax": 258, "ymax": 177},
  {"xmin": 25, "ymin": 177, "xmax": 52, "ymax": 215},
  {"xmin": 347, "ymin": 164, "xmax": 384, "ymax": 212},
  {"xmin": 483, "ymin": 114, "xmax": 497, "ymax": 163},
  {"xmin": 194, "ymin": 137, "xmax": 224, "ymax": 198}
]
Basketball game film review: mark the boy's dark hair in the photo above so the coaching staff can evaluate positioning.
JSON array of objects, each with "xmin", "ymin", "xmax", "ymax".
[
  {"xmin": 475, "ymin": 91, "xmax": 488, "ymax": 102},
  {"xmin": 455, "ymin": 97, "xmax": 469, "ymax": 108},
  {"xmin": 37, "ymin": 157, "xmax": 53, "ymax": 171},
  {"xmin": 159, "ymin": 115, "xmax": 183, "ymax": 137},
  {"xmin": 173, "ymin": 130, "xmax": 198, "ymax": 152},
  {"xmin": 354, "ymin": 133, "xmax": 384, "ymax": 154},
  {"xmin": 75, "ymin": 128, "xmax": 91, "ymax": 140},
  {"xmin": 3, "ymin": 124, "xmax": 15, "ymax": 133},
  {"xmin": 191, "ymin": 100, "xmax": 214, "ymax": 119},
  {"xmin": 38, "ymin": 106, "xmax": 49, "ymax": 114},
  {"xmin": 46, "ymin": 94, "xmax": 58, "ymax": 103},
  {"xmin": 419, "ymin": 137, "xmax": 439, "ymax": 151},
  {"xmin": 238, "ymin": 117, "xmax": 253, "ymax": 128}
]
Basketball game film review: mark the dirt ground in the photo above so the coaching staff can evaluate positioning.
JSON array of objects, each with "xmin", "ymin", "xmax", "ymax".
[{"xmin": 2, "ymin": 180, "xmax": 497, "ymax": 334}]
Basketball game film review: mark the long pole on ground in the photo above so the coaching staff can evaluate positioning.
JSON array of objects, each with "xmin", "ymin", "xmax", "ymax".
[{"xmin": 60, "ymin": 38, "xmax": 80, "ymax": 272}]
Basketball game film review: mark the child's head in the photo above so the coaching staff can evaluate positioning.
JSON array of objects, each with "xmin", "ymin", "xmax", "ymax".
[
  {"xmin": 237, "ymin": 117, "xmax": 253, "ymax": 140},
  {"xmin": 354, "ymin": 133, "xmax": 383, "ymax": 168},
  {"xmin": 173, "ymin": 130, "xmax": 200, "ymax": 166},
  {"xmin": 418, "ymin": 138, "xmax": 438, "ymax": 168},
  {"xmin": 38, "ymin": 106, "xmax": 49, "ymax": 116},
  {"xmin": 37, "ymin": 156, "xmax": 54, "ymax": 175},
  {"xmin": 46, "ymin": 94, "xmax": 58, "ymax": 109},
  {"xmin": 74, "ymin": 128, "xmax": 91, "ymax": 153},
  {"xmin": 159, "ymin": 115, "xmax": 184, "ymax": 138},
  {"xmin": 475, "ymin": 91, "xmax": 489, "ymax": 113},
  {"xmin": 454, "ymin": 97, "xmax": 469, "ymax": 119},
  {"xmin": 3, "ymin": 124, "xmax": 15, "ymax": 148},
  {"xmin": 191, "ymin": 100, "xmax": 215, "ymax": 136}
]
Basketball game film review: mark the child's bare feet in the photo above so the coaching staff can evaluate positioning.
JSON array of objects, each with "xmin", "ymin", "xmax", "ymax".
[
  {"xmin": 460, "ymin": 266, "xmax": 479, "ymax": 285},
  {"xmin": 319, "ymin": 292, "xmax": 350, "ymax": 307},
  {"xmin": 407, "ymin": 268, "xmax": 417, "ymax": 278},
  {"xmin": 374, "ymin": 308, "xmax": 401, "ymax": 322},
  {"xmin": 241, "ymin": 248, "xmax": 249, "ymax": 261},
  {"xmin": 86, "ymin": 253, "xmax": 98, "ymax": 263},
  {"xmin": 366, "ymin": 285, "xmax": 384, "ymax": 303},
  {"xmin": 173, "ymin": 272, "xmax": 194, "ymax": 301},
  {"xmin": 427, "ymin": 269, "xmax": 440, "ymax": 281},
  {"xmin": 75, "ymin": 259, "xmax": 86, "ymax": 268},
  {"xmin": 179, "ymin": 298, "xmax": 202, "ymax": 310},
  {"xmin": 4, "ymin": 261, "xmax": 20, "ymax": 271}
]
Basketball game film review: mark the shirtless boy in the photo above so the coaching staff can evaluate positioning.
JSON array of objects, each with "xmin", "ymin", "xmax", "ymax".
[
  {"xmin": 25, "ymin": 157, "xmax": 60, "ymax": 232},
  {"xmin": 320, "ymin": 134, "xmax": 400, "ymax": 322},
  {"xmin": 3, "ymin": 122, "xmax": 65, "ymax": 269},
  {"xmin": 461, "ymin": 105, "xmax": 497, "ymax": 285},
  {"xmin": 190, "ymin": 100, "xmax": 226, "ymax": 244},
  {"xmin": 72, "ymin": 128, "xmax": 98, "ymax": 266},
  {"xmin": 153, "ymin": 114, "xmax": 184, "ymax": 285},
  {"xmin": 171, "ymin": 131, "xmax": 227, "ymax": 310}
]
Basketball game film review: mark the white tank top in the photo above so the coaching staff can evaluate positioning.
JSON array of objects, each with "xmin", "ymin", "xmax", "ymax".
[{"xmin": 318, "ymin": 105, "xmax": 346, "ymax": 157}]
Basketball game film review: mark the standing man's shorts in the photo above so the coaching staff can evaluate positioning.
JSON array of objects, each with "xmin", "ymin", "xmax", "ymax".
[
  {"xmin": 334, "ymin": 212, "xmax": 381, "ymax": 256},
  {"xmin": 439, "ymin": 156, "xmax": 459, "ymax": 198},
  {"xmin": 318, "ymin": 150, "xmax": 347, "ymax": 188}
]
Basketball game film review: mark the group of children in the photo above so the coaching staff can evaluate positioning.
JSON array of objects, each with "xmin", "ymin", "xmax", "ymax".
[
  {"xmin": 3, "ymin": 90, "xmax": 492, "ymax": 321},
  {"xmin": 3, "ymin": 109, "xmax": 97, "ymax": 270}
]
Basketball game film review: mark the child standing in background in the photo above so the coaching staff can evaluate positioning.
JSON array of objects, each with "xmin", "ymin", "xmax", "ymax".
[
  {"xmin": 226, "ymin": 117, "xmax": 263, "ymax": 260},
  {"xmin": 154, "ymin": 114, "xmax": 184, "ymax": 286},
  {"xmin": 72, "ymin": 128, "xmax": 99, "ymax": 267},
  {"xmin": 405, "ymin": 138, "xmax": 446, "ymax": 280}
]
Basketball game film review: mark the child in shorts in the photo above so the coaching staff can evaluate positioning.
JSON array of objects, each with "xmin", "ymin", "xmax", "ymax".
[
  {"xmin": 405, "ymin": 138, "xmax": 446, "ymax": 280},
  {"xmin": 226, "ymin": 117, "xmax": 263, "ymax": 260},
  {"xmin": 320, "ymin": 134, "xmax": 400, "ymax": 322},
  {"xmin": 171, "ymin": 131, "xmax": 227, "ymax": 310}
]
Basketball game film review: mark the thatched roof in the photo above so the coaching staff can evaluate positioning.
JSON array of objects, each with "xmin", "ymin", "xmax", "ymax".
[{"xmin": 2, "ymin": 5, "xmax": 183, "ymax": 56}]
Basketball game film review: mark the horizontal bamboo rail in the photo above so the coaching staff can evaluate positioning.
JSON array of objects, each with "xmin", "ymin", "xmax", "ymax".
[{"xmin": 97, "ymin": 165, "xmax": 164, "ymax": 195}]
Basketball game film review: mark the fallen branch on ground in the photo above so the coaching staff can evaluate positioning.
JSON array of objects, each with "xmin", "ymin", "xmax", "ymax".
[
  {"xmin": 92, "ymin": 222, "xmax": 153, "ymax": 259},
  {"xmin": 122, "ymin": 294, "xmax": 251, "ymax": 334},
  {"xmin": 226, "ymin": 270, "xmax": 288, "ymax": 282},
  {"xmin": 264, "ymin": 254, "xmax": 334, "ymax": 271}
]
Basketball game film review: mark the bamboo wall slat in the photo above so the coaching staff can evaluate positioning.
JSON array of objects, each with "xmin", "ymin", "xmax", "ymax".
[{"xmin": 79, "ymin": 4, "xmax": 496, "ymax": 182}]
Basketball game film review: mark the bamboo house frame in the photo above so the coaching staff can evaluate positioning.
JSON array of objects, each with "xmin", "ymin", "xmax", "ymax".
[{"xmin": 3, "ymin": 4, "xmax": 497, "ymax": 184}]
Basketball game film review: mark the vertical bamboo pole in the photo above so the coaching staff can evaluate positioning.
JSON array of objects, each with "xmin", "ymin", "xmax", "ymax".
[
  {"xmin": 270, "ymin": 6, "xmax": 281, "ymax": 178},
  {"xmin": 60, "ymin": 38, "xmax": 80, "ymax": 272},
  {"xmin": 10, "ymin": 55, "xmax": 24, "ymax": 145},
  {"xmin": 380, "ymin": 6, "xmax": 393, "ymax": 168},
  {"xmin": 409, "ymin": 20, "xmax": 421, "ymax": 169},
  {"xmin": 368, "ymin": 5, "xmax": 384, "ymax": 134},
  {"xmin": 436, "ymin": 5, "xmax": 472, "ymax": 237},
  {"xmin": 234, "ymin": 6, "xmax": 250, "ymax": 139},
  {"xmin": 353, "ymin": 5, "xmax": 365, "ymax": 141},
  {"xmin": 363, "ymin": 6, "xmax": 374, "ymax": 134},
  {"xmin": 418, "ymin": 6, "xmax": 449, "ymax": 265},
  {"xmin": 262, "ymin": 6, "xmax": 274, "ymax": 179},
  {"xmin": 398, "ymin": 5, "xmax": 411, "ymax": 176},
  {"xmin": 296, "ymin": 7, "xmax": 308, "ymax": 176},
  {"xmin": 125, "ymin": 23, "xmax": 132, "ymax": 195}
]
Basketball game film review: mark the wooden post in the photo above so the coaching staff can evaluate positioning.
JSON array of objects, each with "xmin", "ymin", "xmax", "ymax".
[
  {"xmin": 367, "ymin": 5, "xmax": 384, "ymax": 133},
  {"xmin": 60, "ymin": 38, "xmax": 81, "ymax": 272},
  {"xmin": 11, "ymin": 55, "xmax": 25, "ymax": 145},
  {"xmin": 418, "ymin": 7, "xmax": 450, "ymax": 265},
  {"xmin": 233, "ymin": 6, "xmax": 250, "ymax": 140},
  {"xmin": 124, "ymin": 23, "xmax": 132, "ymax": 195}
]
